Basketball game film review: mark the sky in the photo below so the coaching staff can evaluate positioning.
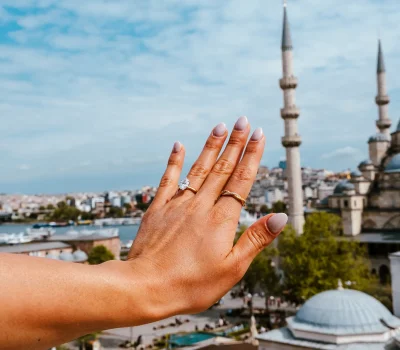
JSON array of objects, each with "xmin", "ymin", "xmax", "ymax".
[{"xmin": 1, "ymin": 0, "xmax": 400, "ymax": 194}]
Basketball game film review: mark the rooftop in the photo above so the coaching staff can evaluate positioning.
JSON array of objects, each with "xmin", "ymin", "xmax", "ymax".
[
  {"xmin": 47, "ymin": 233, "xmax": 118, "ymax": 242},
  {"xmin": 0, "ymin": 241, "xmax": 70, "ymax": 254}
]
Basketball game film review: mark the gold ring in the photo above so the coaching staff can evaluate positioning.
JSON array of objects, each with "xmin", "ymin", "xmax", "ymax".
[
  {"xmin": 184, "ymin": 186, "xmax": 198, "ymax": 194},
  {"xmin": 219, "ymin": 190, "xmax": 246, "ymax": 207}
]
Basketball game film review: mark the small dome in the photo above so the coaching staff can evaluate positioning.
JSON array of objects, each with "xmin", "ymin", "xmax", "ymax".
[
  {"xmin": 368, "ymin": 133, "xmax": 390, "ymax": 143},
  {"xmin": 293, "ymin": 289, "xmax": 400, "ymax": 333},
  {"xmin": 333, "ymin": 180, "xmax": 355, "ymax": 194},
  {"xmin": 73, "ymin": 249, "xmax": 88, "ymax": 262},
  {"xmin": 385, "ymin": 153, "xmax": 400, "ymax": 173},
  {"xmin": 359, "ymin": 159, "xmax": 372, "ymax": 166},
  {"xmin": 59, "ymin": 251, "xmax": 74, "ymax": 261},
  {"xmin": 350, "ymin": 170, "xmax": 362, "ymax": 178},
  {"xmin": 46, "ymin": 252, "xmax": 59, "ymax": 260}
]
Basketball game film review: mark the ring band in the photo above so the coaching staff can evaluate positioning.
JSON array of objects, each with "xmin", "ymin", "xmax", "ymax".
[
  {"xmin": 184, "ymin": 186, "xmax": 198, "ymax": 194},
  {"xmin": 219, "ymin": 190, "xmax": 246, "ymax": 207}
]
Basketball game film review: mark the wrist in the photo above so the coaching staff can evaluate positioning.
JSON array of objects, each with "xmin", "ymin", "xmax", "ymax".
[{"xmin": 97, "ymin": 259, "xmax": 171, "ymax": 327}]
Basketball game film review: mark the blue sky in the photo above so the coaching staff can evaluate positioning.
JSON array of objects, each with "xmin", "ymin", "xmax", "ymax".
[{"xmin": 1, "ymin": 0, "xmax": 400, "ymax": 194}]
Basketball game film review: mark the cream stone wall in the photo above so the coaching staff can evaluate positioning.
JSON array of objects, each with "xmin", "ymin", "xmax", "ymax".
[
  {"xmin": 369, "ymin": 141, "xmax": 389, "ymax": 167},
  {"xmin": 362, "ymin": 210, "xmax": 399, "ymax": 230},
  {"xmin": 389, "ymin": 253, "xmax": 400, "ymax": 317},
  {"xmin": 342, "ymin": 209, "xmax": 362, "ymax": 236}
]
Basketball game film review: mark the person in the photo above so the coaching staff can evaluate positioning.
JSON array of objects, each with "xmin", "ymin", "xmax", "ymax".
[{"xmin": 0, "ymin": 117, "xmax": 288, "ymax": 350}]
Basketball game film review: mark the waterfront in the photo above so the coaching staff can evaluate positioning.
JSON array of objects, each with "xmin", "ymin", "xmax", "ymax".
[{"xmin": 0, "ymin": 223, "xmax": 139, "ymax": 244}]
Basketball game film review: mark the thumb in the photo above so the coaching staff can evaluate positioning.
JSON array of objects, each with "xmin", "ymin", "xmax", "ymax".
[{"xmin": 231, "ymin": 213, "xmax": 288, "ymax": 265}]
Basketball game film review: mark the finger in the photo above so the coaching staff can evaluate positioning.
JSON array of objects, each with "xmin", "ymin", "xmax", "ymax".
[
  {"xmin": 152, "ymin": 141, "xmax": 185, "ymax": 207},
  {"xmin": 215, "ymin": 127, "xmax": 264, "ymax": 216},
  {"xmin": 176, "ymin": 123, "xmax": 228, "ymax": 201},
  {"xmin": 198, "ymin": 116, "xmax": 250, "ymax": 204},
  {"xmin": 228, "ymin": 213, "xmax": 288, "ymax": 274}
]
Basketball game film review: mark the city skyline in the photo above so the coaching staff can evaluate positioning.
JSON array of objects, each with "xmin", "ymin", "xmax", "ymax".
[{"xmin": 2, "ymin": 0, "xmax": 400, "ymax": 193}]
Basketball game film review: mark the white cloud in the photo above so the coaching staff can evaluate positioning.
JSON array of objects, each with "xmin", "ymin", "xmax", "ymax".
[
  {"xmin": 321, "ymin": 147, "xmax": 364, "ymax": 161},
  {"xmin": 18, "ymin": 164, "xmax": 30, "ymax": 170}
]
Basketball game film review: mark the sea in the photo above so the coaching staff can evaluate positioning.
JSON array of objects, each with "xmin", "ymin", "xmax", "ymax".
[{"xmin": 0, "ymin": 223, "xmax": 139, "ymax": 244}]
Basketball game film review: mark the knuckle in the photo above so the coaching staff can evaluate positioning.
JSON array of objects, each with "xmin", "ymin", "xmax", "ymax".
[
  {"xmin": 244, "ymin": 143, "xmax": 258, "ymax": 154},
  {"xmin": 204, "ymin": 139, "xmax": 221, "ymax": 151},
  {"xmin": 246, "ymin": 227, "xmax": 270, "ymax": 252},
  {"xmin": 189, "ymin": 163, "xmax": 209, "ymax": 179},
  {"xmin": 168, "ymin": 158, "xmax": 181, "ymax": 167},
  {"xmin": 231, "ymin": 165, "xmax": 253, "ymax": 182},
  {"xmin": 228, "ymin": 135, "xmax": 243, "ymax": 147},
  {"xmin": 209, "ymin": 205, "xmax": 234, "ymax": 225},
  {"xmin": 159, "ymin": 175, "xmax": 173, "ymax": 188},
  {"xmin": 212, "ymin": 158, "xmax": 235, "ymax": 176}
]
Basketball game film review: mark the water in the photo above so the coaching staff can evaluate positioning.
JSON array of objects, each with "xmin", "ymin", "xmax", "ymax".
[
  {"xmin": 169, "ymin": 332, "xmax": 217, "ymax": 347},
  {"xmin": 0, "ymin": 223, "xmax": 139, "ymax": 243}
]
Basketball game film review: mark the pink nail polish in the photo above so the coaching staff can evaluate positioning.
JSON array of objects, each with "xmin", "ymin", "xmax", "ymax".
[
  {"xmin": 266, "ymin": 213, "xmax": 288, "ymax": 235},
  {"xmin": 213, "ymin": 123, "xmax": 227, "ymax": 137},
  {"xmin": 172, "ymin": 141, "xmax": 181, "ymax": 153},
  {"xmin": 234, "ymin": 116, "xmax": 248, "ymax": 131},
  {"xmin": 251, "ymin": 128, "xmax": 263, "ymax": 141}
]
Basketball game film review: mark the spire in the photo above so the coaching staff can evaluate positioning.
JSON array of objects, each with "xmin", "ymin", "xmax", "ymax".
[
  {"xmin": 281, "ymin": 1, "xmax": 293, "ymax": 51},
  {"xmin": 377, "ymin": 39, "xmax": 385, "ymax": 73}
]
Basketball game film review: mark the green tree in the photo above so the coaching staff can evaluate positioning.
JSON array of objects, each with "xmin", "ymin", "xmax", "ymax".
[
  {"xmin": 50, "ymin": 205, "xmax": 81, "ymax": 221},
  {"xmin": 39, "ymin": 205, "xmax": 45, "ymax": 211},
  {"xmin": 272, "ymin": 201, "xmax": 287, "ymax": 214},
  {"xmin": 88, "ymin": 245, "xmax": 115, "ymax": 265},
  {"xmin": 260, "ymin": 204, "xmax": 270, "ymax": 215},
  {"xmin": 278, "ymin": 212, "xmax": 370, "ymax": 304},
  {"xmin": 47, "ymin": 204, "xmax": 55, "ymax": 210},
  {"xmin": 246, "ymin": 203, "xmax": 256, "ymax": 215},
  {"xmin": 57, "ymin": 201, "xmax": 67, "ymax": 209},
  {"xmin": 107, "ymin": 206, "xmax": 123, "ymax": 218}
]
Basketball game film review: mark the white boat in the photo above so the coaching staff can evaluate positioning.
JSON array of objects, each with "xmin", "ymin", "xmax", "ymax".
[
  {"xmin": 26, "ymin": 227, "xmax": 56, "ymax": 238},
  {"xmin": 7, "ymin": 233, "xmax": 33, "ymax": 244}
]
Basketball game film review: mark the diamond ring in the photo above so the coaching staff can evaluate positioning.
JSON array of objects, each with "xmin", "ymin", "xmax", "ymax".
[{"xmin": 178, "ymin": 178, "xmax": 198, "ymax": 194}]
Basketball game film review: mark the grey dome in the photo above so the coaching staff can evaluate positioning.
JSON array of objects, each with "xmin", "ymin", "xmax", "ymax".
[
  {"xmin": 350, "ymin": 170, "xmax": 362, "ymax": 178},
  {"xmin": 73, "ymin": 249, "xmax": 88, "ymax": 262},
  {"xmin": 368, "ymin": 133, "xmax": 390, "ymax": 143},
  {"xmin": 289, "ymin": 289, "xmax": 400, "ymax": 335},
  {"xmin": 333, "ymin": 180, "xmax": 355, "ymax": 194},
  {"xmin": 46, "ymin": 252, "xmax": 59, "ymax": 260},
  {"xmin": 385, "ymin": 153, "xmax": 400, "ymax": 173},
  {"xmin": 59, "ymin": 251, "xmax": 74, "ymax": 261},
  {"xmin": 359, "ymin": 159, "xmax": 372, "ymax": 167}
]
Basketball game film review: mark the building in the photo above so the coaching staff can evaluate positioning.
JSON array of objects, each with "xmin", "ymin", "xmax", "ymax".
[
  {"xmin": 279, "ymin": 2, "xmax": 305, "ymax": 234},
  {"xmin": 321, "ymin": 40, "xmax": 400, "ymax": 281},
  {"xmin": 390, "ymin": 252, "xmax": 400, "ymax": 317},
  {"xmin": 257, "ymin": 282, "xmax": 400, "ymax": 349},
  {"xmin": 0, "ymin": 242, "xmax": 88, "ymax": 263}
]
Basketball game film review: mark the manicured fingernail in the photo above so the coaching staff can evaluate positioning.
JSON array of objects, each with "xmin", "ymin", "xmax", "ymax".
[
  {"xmin": 172, "ymin": 141, "xmax": 181, "ymax": 153},
  {"xmin": 213, "ymin": 123, "xmax": 227, "ymax": 137},
  {"xmin": 266, "ymin": 213, "xmax": 288, "ymax": 235},
  {"xmin": 251, "ymin": 127, "xmax": 263, "ymax": 141},
  {"xmin": 234, "ymin": 116, "xmax": 248, "ymax": 131}
]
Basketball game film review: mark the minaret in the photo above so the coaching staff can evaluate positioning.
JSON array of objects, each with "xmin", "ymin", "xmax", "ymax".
[
  {"xmin": 375, "ymin": 39, "xmax": 391, "ymax": 137},
  {"xmin": 279, "ymin": 1, "xmax": 304, "ymax": 234}
]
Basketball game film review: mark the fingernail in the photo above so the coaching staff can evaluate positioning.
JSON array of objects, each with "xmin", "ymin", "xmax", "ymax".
[
  {"xmin": 266, "ymin": 213, "xmax": 288, "ymax": 235},
  {"xmin": 172, "ymin": 141, "xmax": 181, "ymax": 153},
  {"xmin": 251, "ymin": 127, "xmax": 263, "ymax": 141},
  {"xmin": 213, "ymin": 123, "xmax": 227, "ymax": 137},
  {"xmin": 234, "ymin": 116, "xmax": 248, "ymax": 131}
]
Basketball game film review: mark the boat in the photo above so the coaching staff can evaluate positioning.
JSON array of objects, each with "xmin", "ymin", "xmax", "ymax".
[
  {"xmin": 26, "ymin": 227, "xmax": 56, "ymax": 238},
  {"xmin": 7, "ymin": 233, "xmax": 33, "ymax": 244}
]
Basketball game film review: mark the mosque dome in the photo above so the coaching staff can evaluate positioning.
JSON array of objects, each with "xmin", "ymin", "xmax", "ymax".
[
  {"xmin": 285, "ymin": 288, "xmax": 400, "ymax": 343},
  {"xmin": 385, "ymin": 153, "xmax": 400, "ymax": 173},
  {"xmin": 46, "ymin": 252, "xmax": 59, "ymax": 260},
  {"xmin": 59, "ymin": 251, "xmax": 74, "ymax": 261},
  {"xmin": 333, "ymin": 180, "xmax": 355, "ymax": 194},
  {"xmin": 73, "ymin": 249, "xmax": 88, "ymax": 262},
  {"xmin": 368, "ymin": 133, "xmax": 390, "ymax": 143},
  {"xmin": 350, "ymin": 170, "xmax": 362, "ymax": 178}
]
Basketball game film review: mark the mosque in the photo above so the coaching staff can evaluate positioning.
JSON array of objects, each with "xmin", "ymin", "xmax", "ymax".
[
  {"xmin": 277, "ymin": 0, "xmax": 400, "ymax": 282},
  {"xmin": 257, "ymin": 281, "xmax": 400, "ymax": 349}
]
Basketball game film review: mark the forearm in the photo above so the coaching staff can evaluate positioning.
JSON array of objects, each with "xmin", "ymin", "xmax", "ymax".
[{"xmin": 0, "ymin": 254, "xmax": 159, "ymax": 350}]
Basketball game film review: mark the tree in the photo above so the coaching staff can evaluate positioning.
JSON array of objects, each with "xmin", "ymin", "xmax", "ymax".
[
  {"xmin": 50, "ymin": 205, "xmax": 81, "ymax": 221},
  {"xmin": 260, "ymin": 204, "xmax": 270, "ymax": 215},
  {"xmin": 246, "ymin": 203, "xmax": 256, "ymax": 215},
  {"xmin": 88, "ymin": 245, "xmax": 115, "ymax": 265},
  {"xmin": 107, "ymin": 206, "xmax": 123, "ymax": 218},
  {"xmin": 47, "ymin": 204, "xmax": 55, "ymax": 210},
  {"xmin": 272, "ymin": 201, "xmax": 287, "ymax": 214},
  {"xmin": 39, "ymin": 205, "xmax": 45, "ymax": 211},
  {"xmin": 278, "ymin": 212, "xmax": 370, "ymax": 304}
]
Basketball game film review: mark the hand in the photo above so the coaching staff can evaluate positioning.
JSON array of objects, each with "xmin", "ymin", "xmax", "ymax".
[{"xmin": 127, "ymin": 116, "xmax": 288, "ymax": 318}]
